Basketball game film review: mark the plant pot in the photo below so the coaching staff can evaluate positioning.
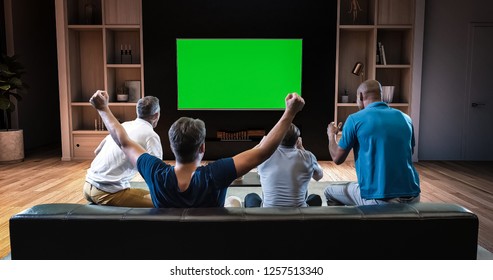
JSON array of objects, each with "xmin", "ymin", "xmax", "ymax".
[{"xmin": 0, "ymin": 129, "xmax": 24, "ymax": 163}]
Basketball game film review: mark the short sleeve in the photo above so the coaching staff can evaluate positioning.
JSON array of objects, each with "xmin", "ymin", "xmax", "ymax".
[
  {"xmin": 339, "ymin": 116, "xmax": 356, "ymax": 151},
  {"xmin": 146, "ymin": 134, "xmax": 163, "ymax": 159},
  {"xmin": 206, "ymin": 158, "xmax": 238, "ymax": 188},
  {"xmin": 136, "ymin": 153, "xmax": 166, "ymax": 183}
]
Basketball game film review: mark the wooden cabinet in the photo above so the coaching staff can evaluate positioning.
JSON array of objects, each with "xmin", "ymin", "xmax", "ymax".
[
  {"xmin": 335, "ymin": 0, "xmax": 416, "ymax": 126},
  {"xmin": 56, "ymin": 0, "xmax": 143, "ymax": 160}
]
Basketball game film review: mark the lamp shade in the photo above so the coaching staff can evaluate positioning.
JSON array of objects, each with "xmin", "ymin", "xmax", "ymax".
[{"xmin": 351, "ymin": 62, "xmax": 364, "ymax": 76}]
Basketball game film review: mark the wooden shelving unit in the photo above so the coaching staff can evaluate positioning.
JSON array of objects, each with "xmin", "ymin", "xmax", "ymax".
[
  {"xmin": 56, "ymin": 0, "xmax": 143, "ymax": 160},
  {"xmin": 335, "ymin": 0, "xmax": 416, "ymax": 126}
]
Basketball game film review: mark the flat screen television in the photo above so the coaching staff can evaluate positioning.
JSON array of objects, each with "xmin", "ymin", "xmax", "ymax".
[{"xmin": 176, "ymin": 38, "xmax": 302, "ymax": 110}]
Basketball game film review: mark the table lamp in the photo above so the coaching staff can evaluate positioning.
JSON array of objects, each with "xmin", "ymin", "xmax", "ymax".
[{"xmin": 351, "ymin": 62, "xmax": 365, "ymax": 83}]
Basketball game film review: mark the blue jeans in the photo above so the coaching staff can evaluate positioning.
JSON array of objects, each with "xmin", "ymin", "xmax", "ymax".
[
  {"xmin": 323, "ymin": 181, "xmax": 420, "ymax": 206},
  {"xmin": 244, "ymin": 192, "xmax": 322, "ymax": 207}
]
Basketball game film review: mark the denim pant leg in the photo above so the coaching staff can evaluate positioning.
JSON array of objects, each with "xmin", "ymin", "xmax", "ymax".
[
  {"xmin": 244, "ymin": 193, "xmax": 262, "ymax": 208},
  {"xmin": 306, "ymin": 194, "xmax": 322, "ymax": 206},
  {"xmin": 324, "ymin": 182, "xmax": 366, "ymax": 206},
  {"xmin": 378, "ymin": 195, "xmax": 421, "ymax": 204}
]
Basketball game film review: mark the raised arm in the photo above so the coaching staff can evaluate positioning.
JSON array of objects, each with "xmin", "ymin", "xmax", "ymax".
[
  {"xmin": 232, "ymin": 93, "xmax": 305, "ymax": 176},
  {"xmin": 297, "ymin": 137, "xmax": 323, "ymax": 181},
  {"xmin": 327, "ymin": 121, "xmax": 350, "ymax": 165},
  {"xmin": 89, "ymin": 90, "xmax": 146, "ymax": 166},
  {"xmin": 94, "ymin": 137, "xmax": 106, "ymax": 156}
]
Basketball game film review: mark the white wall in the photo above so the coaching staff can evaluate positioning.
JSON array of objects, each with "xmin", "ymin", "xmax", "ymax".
[{"xmin": 419, "ymin": 0, "xmax": 493, "ymax": 160}]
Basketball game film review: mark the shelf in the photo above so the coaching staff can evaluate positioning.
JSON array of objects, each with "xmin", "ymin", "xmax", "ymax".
[
  {"xmin": 376, "ymin": 0, "xmax": 414, "ymax": 25},
  {"xmin": 72, "ymin": 130, "xmax": 109, "ymax": 135},
  {"xmin": 104, "ymin": 0, "xmax": 141, "ymax": 25},
  {"xmin": 376, "ymin": 25, "xmax": 413, "ymax": 30},
  {"xmin": 335, "ymin": 0, "xmax": 415, "ymax": 126},
  {"xmin": 377, "ymin": 29, "xmax": 413, "ymax": 65},
  {"xmin": 71, "ymin": 102, "xmax": 137, "ymax": 106},
  {"xmin": 376, "ymin": 64, "xmax": 411, "ymax": 69},
  {"xmin": 339, "ymin": 0, "xmax": 375, "ymax": 25},
  {"xmin": 67, "ymin": 0, "xmax": 103, "ymax": 25},
  {"xmin": 105, "ymin": 28, "xmax": 141, "ymax": 64},
  {"xmin": 337, "ymin": 103, "xmax": 357, "ymax": 107},
  {"xmin": 71, "ymin": 96, "xmax": 138, "ymax": 131},
  {"xmin": 105, "ymin": 25, "xmax": 140, "ymax": 30},
  {"xmin": 339, "ymin": 25, "xmax": 375, "ymax": 30},
  {"xmin": 67, "ymin": 25, "xmax": 103, "ymax": 30},
  {"xmin": 106, "ymin": 64, "xmax": 141, "ymax": 68}
]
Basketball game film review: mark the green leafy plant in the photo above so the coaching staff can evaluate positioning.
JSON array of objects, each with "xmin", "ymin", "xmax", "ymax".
[{"xmin": 0, "ymin": 53, "xmax": 28, "ymax": 130}]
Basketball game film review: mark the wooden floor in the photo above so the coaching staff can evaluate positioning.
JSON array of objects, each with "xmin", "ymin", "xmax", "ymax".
[{"xmin": 1, "ymin": 147, "xmax": 492, "ymax": 258}]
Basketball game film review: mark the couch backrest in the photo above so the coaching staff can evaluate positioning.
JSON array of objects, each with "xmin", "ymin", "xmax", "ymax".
[{"xmin": 9, "ymin": 202, "xmax": 478, "ymax": 260}]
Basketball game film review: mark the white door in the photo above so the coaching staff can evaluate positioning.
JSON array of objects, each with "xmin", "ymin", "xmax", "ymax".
[{"xmin": 464, "ymin": 24, "xmax": 493, "ymax": 160}]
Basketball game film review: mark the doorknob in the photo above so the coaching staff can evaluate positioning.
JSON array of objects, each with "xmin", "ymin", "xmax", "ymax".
[{"xmin": 471, "ymin": 102, "xmax": 486, "ymax": 108}]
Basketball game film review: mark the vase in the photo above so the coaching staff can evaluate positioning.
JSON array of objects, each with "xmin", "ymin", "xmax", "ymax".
[
  {"xmin": 381, "ymin": 86, "xmax": 395, "ymax": 103},
  {"xmin": 0, "ymin": 129, "xmax": 24, "ymax": 163}
]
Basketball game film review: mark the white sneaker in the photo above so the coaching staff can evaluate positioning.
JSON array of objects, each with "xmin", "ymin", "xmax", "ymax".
[{"xmin": 224, "ymin": 196, "xmax": 242, "ymax": 207}]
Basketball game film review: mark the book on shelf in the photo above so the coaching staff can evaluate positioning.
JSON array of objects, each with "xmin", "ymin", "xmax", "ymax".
[
  {"xmin": 247, "ymin": 130, "xmax": 266, "ymax": 138},
  {"xmin": 378, "ymin": 42, "xmax": 387, "ymax": 65},
  {"xmin": 216, "ymin": 129, "xmax": 265, "ymax": 141}
]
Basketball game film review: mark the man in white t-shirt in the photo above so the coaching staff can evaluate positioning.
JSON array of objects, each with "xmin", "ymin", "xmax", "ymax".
[
  {"xmin": 83, "ymin": 96, "xmax": 163, "ymax": 207},
  {"xmin": 245, "ymin": 123, "xmax": 324, "ymax": 207}
]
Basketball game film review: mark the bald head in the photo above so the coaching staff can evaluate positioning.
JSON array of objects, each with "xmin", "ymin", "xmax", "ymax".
[
  {"xmin": 357, "ymin": 80, "xmax": 382, "ymax": 98},
  {"xmin": 356, "ymin": 80, "xmax": 383, "ymax": 109}
]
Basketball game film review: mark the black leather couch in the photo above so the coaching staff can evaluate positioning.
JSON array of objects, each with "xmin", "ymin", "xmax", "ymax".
[{"xmin": 9, "ymin": 202, "xmax": 478, "ymax": 260}]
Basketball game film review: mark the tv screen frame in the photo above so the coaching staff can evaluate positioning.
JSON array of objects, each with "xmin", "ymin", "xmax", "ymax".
[{"xmin": 176, "ymin": 38, "xmax": 303, "ymax": 110}]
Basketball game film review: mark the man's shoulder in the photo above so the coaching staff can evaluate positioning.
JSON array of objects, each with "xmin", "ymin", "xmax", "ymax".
[
  {"xmin": 298, "ymin": 149, "xmax": 318, "ymax": 164},
  {"xmin": 205, "ymin": 157, "xmax": 234, "ymax": 168},
  {"xmin": 138, "ymin": 153, "xmax": 167, "ymax": 166},
  {"xmin": 300, "ymin": 148, "xmax": 316, "ymax": 157}
]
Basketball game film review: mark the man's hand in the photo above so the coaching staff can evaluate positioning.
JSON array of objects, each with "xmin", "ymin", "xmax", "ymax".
[
  {"xmin": 296, "ymin": 137, "xmax": 305, "ymax": 150},
  {"xmin": 285, "ymin": 92, "xmax": 305, "ymax": 115},
  {"xmin": 89, "ymin": 90, "xmax": 109, "ymax": 110},
  {"xmin": 327, "ymin": 122, "xmax": 342, "ymax": 137},
  {"xmin": 88, "ymin": 89, "xmax": 145, "ymax": 166},
  {"xmin": 233, "ymin": 92, "xmax": 305, "ymax": 177},
  {"xmin": 327, "ymin": 121, "xmax": 348, "ymax": 165}
]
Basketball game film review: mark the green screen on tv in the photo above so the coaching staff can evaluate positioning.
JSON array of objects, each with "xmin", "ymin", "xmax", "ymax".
[{"xmin": 176, "ymin": 38, "xmax": 302, "ymax": 110}]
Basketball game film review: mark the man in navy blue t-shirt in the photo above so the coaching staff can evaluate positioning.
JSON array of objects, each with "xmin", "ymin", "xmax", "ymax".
[{"xmin": 90, "ymin": 90, "xmax": 305, "ymax": 207}]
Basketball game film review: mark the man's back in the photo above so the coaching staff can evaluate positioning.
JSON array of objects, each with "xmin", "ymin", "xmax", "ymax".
[
  {"xmin": 86, "ymin": 118, "xmax": 162, "ymax": 192},
  {"xmin": 258, "ymin": 146, "xmax": 320, "ymax": 207},
  {"xmin": 137, "ymin": 154, "xmax": 237, "ymax": 207},
  {"xmin": 340, "ymin": 102, "xmax": 420, "ymax": 199}
]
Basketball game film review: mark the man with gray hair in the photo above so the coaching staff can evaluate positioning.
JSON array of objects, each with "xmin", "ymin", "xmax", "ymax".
[{"xmin": 83, "ymin": 96, "xmax": 163, "ymax": 207}]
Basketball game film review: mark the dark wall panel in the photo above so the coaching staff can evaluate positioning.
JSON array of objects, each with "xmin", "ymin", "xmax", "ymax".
[
  {"xmin": 143, "ymin": 0, "xmax": 336, "ymax": 160},
  {"xmin": 0, "ymin": 0, "xmax": 5, "ymax": 54},
  {"xmin": 8, "ymin": 0, "xmax": 60, "ymax": 152}
]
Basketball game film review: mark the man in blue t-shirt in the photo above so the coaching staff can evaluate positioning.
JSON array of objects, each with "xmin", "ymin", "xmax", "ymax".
[
  {"xmin": 89, "ymin": 90, "xmax": 305, "ymax": 208},
  {"xmin": 324, "ymin": 79, "xmax": 420, "ymax": 205}
]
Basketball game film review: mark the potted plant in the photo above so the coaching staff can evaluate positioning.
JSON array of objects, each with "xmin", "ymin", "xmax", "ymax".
[{"xmin": 0, "ymin": 53, "xmax": 28, "ymax": 163}]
